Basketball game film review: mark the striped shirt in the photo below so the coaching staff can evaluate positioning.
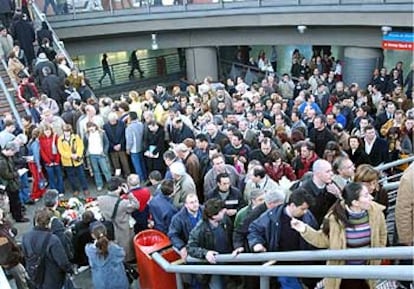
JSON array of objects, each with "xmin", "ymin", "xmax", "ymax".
[{"xmin": 345, "ymin": 209, "xmax": 371, "ymax": 265}]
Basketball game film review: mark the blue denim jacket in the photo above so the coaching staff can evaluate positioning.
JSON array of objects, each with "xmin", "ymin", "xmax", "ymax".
[{"xmin": 85, "ymin": 242, "xmax": 129, "ymax": 289}]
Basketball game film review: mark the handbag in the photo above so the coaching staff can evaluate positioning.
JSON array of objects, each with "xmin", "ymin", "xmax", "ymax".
[
  {"xmin": 38, "ymin": 173, "xmax": 48, "ymax": 190},
  {"xmin": 124, "ymin": 262, "xmax": 139, "ymax": 284}
]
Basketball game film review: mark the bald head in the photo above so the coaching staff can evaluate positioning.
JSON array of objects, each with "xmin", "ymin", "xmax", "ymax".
[{"xmin": 313, "ymin": 159, "xmax": 333, "ymax": 185}]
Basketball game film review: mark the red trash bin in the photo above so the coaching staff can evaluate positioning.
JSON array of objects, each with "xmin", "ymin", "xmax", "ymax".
[{"xmin": 134, "ymin": 229, "xmax": 180, "ymax": 289}]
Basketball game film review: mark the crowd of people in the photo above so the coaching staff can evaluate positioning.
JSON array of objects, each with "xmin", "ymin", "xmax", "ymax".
[{"xmin": 0, "ymin": 8, "xmax": 413, "ymax": 288}]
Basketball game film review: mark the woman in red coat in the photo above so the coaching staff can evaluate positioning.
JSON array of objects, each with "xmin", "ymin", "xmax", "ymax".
[
  {"xmin": 264, "ymin": 150, "xmax": 297, "ymax": 182},
  {"xmin": 39, "ymin": 124, "xmax": 64, "ymax": 194}
]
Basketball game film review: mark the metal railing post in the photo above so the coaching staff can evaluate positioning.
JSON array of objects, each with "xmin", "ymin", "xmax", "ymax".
[
  {"xmin": 175, "ymin": 273, "xmax": 184, "ymax": 289},
  {"xmin": 260, "ymin": 276, "xmax": 270, "ymax": 289}
]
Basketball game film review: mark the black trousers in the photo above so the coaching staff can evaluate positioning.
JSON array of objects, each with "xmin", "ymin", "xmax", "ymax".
[{"xmin": 7, "ymin": 189, "xmax": 23, "ymax": 221}]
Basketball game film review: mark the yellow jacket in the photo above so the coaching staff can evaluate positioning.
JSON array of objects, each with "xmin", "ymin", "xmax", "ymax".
[
  {"xmin": 57, "ymin": 134, "xmax": 84, "ymax": 167},
  {"xmin": 301, "ymin": 201, "xmax": 387, "ymax": 289}
]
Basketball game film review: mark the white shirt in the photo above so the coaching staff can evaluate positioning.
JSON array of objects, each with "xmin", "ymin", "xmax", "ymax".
[
  {"xmin": 88, "ymin": 131, "xmax": 103, "ymax": 155},
  {"xmin": 364, "ymin": 136, "xmax": 376, "ymax": 155}
]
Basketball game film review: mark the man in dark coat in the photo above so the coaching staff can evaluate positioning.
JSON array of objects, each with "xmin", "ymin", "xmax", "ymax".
[
  {"xmin": 36, "ymin": 22, "xmax": 53, "ymax": 47},
  {"xmin": 0, "ymin": 142, "xmax": 28, "ymax": 222},
  {"xmin": 33, "ymin": 53, "xmax": 56, "ymax": 87},
  {"xmin": 363, "ymin": 125, "xmax": 388, "ymax": 166},
  {"xmin": 205, "ymin": 172, "xmax": 245, "ymax": 221},
  {"xmin": 103, "ymin": 112, "xmax": 130, "ymax": 177},
  {"xmin": 187, "ymin": 198, "xmax": 239, "ymax": 288},
  {"xmin": 148, "ymin": 180, "xmax": 177, "ymax": 234},
  {"xmin": 0, "ymin": 0, "xmax": 13, "ymax": 28},
  {"xmin": 168, "ymin": 193, "xmax": 202, "ymax": 288},
  {"xmin": 41, "ymin": 66, "xmax": 64, "ymax": 108},
  {"xmin": 170, "ymin": 117, "xmax": 194, "ymax": 145},
  {"xmin": 299, "ymin": 159, "xmax": 340, "ymax": 226},
  {"xmin": 10, "ymin": 14, "xmax": 35, "ymax": 66},
  {"xmin": 308, "ymin": 114, "xmax": 336, "ymax": 157},
  {"xmin": 22, "ymin": 208, "xmax": 73, "ymax": 289},
  {"xmin": 248, "ymin": 189, "xmax": 319, "ymax": 289}
]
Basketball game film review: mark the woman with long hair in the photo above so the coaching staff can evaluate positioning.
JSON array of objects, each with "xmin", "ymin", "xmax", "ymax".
[
  {"xmin": 83, "ymin": 122, "xmax": 111, "ymax": 192},
  {"xmin": 354, "ymin": 164, "xmax": 388, "ymax": 209},
  {"xmin": 39, "ymin": 124, "xmax": 64, "ymax": 194},
  {"xmin": 291, "ymin": 182, "xmax": 387, "ymax": 289},
  {"xmin": 85, "ymin": 223, "xmax": 129, "ymax": 289},
  {"xmin": 346, "ymin": 136, "xmax": 370, "ymax": 168},
  {"xmin": 27, "ymin": 128, "xmax": 47, "ymax": 201}
]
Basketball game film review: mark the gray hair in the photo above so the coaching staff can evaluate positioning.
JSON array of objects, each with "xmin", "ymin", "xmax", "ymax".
[
  {"xmin": 107, "ymin": 112, "xmax": 118, "ymax": 122},
  {"xmin": 250, "ymin": 189, "xmax": 264, "ymax": 201},
  {"xmin": 264, "ymin": 189, "xmax": 285, "ymax": 204},
  {"xmin": 15, "ymin": 133, "xmax": 28, "ymax": 145},
  {"xmin": 127, "ymin": 174, "xmax": 140, "ymax": 187}
]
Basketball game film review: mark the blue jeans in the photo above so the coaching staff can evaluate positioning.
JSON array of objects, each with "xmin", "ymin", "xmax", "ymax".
[
  {"xmin": 45, "ymin": 165, "xmax": 64, "ymax": 194},
  {"xmin": 64, "ymin": 165, "xmax": 89, "ymax": 193},
  {"xmin": 43, "ymin": 0, "xmax": 57, "ymax": 14},
  {"xmin": 130, "ymin": 152, "xmax": 147, "ymax": 182},
  {"xmin": 19, "ymin": 172, "xmax": 30, "ymax": 204},
  {"xmin": 89, "ymin": 155, "xmax": 112, "ymax": 188}
]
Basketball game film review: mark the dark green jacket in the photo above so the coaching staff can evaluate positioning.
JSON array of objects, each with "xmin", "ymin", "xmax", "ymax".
[{"xmin": 0, "ymin": 152, "xmax": 19, "ymax": 192}]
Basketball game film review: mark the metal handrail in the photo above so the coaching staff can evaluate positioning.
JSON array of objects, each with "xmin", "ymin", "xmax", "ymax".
[
  {"xmin": 31, "ymin": 3, "xmax": 74, "ymax": 68},
  {"xmin": 153, "ymin": 247, "xmax": 414, "ymax": 289},
  {"xmin": 375, "ymin": 156, "xmax": 414, "ymax": 172},
  {"xmin": 185, "ymin": 246, "xmax": 413, "ymax": 264},
  {"xmin": 35, "ymin": 0, "xmax": 413, "ymax": 18},
  {"xmin": 153, "ymin": 252, "xmax": 413, "ymax": 281},
  {"xmin": 0, "ymin": 76, "xmax": 23, "ymax": 128},
  {"xmin": 81, "ymin": 53, "xmax": 181, "ymax": 87},
  {"xmin": 81, "ymin": 53, "xmax": 178, "ymax": 72},
  {"xmin": 0, "ymin": 58, "xmax": 19, "ymax": 91}
]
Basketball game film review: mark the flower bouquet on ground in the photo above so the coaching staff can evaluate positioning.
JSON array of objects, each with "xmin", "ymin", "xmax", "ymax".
[{"xmin": 58, "ymin": 197, "xmax": 98, "ymax": 225}]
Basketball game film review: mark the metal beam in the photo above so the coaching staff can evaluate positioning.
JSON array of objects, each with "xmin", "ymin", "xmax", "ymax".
[
  {"xmin": 375, "ymin": 156, "xmax": 414, "ymax": 171},
  {"xmin": 185, "ymin": 247, "xmax": 414, "ymax": 263},
  {"xmin": 152, "ymin": 253, "xmax": 413, "ymax": 281}
]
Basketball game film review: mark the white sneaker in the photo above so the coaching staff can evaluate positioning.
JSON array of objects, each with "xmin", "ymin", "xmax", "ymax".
[
  {"xmin": 97, "ymin": 186, "xmax": 103, "ymax": 192},
  {"xmin": 77, "ymin": 266, "xmax": 89, "ymax": 273}
]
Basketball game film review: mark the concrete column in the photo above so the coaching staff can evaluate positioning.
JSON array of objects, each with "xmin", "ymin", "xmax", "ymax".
[
  {"xmin": 185, "ymin": 47, "xmax": 218, "ymax": 83},
  {"xmin": 343, "ymin": 47, "xmax": 383, "ymax": 88}
]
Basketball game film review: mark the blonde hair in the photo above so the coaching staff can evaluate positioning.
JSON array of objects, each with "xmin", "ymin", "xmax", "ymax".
[{"xmin": 354, "ymin": 164, "xmax": 380, "ymax": 182}]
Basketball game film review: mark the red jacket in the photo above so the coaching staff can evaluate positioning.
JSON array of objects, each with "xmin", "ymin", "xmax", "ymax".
[
  {"xmin": 264, "ymin": 162, "xmax": 297, "ymax": 182},
  {"xmin": 293, "ymin": 152, "xmax": 319, "ymax": 179},
  {"xmin": 17, "ymin": 83, "xmax": 39, "ymax": 104},
  {"xmin": 39, "ymin": 134, "xmax": 61, "ymax": 165},
  {"xmin": 121, "ymin": 187, "xmax": 151, "ymax": 212}
]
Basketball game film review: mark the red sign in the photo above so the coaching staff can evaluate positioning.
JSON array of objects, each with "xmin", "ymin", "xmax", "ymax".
[{"xmin": 382, "ymin": 40, "xmax": 414, "ymax": 51}]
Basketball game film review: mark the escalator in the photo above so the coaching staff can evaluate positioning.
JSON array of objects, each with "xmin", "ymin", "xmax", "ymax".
[{"xmin": 0, "ymin": 59, "xmax": 25, "ymax": 127}]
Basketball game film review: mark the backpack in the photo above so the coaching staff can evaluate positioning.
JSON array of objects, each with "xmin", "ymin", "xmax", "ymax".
[
  {"xmin": 50, "ymin": 217, "xmax": 75, "ymax": 262},
  {"xmin": 25, "ymin": 233, "xmax": 52, "ymax": 287}
]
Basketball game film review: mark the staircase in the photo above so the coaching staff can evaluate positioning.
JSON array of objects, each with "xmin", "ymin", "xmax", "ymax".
[{"xmin": 0, "ymin": 61, "xmax": 25, "ymax": 124}]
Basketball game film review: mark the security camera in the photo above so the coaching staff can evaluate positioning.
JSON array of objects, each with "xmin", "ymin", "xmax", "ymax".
[
  {"xmin": 297, "ymin": 25, "xmax": 307, "ymax": 34},
  {"xmin": 381, "ymin": 26, "xmax": 392, "ymax": 35}
]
